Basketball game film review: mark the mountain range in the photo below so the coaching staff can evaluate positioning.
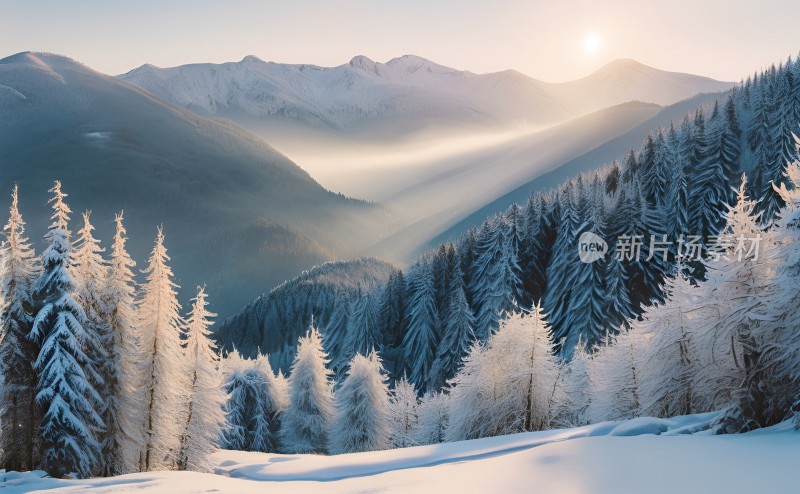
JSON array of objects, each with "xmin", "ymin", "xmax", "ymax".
[
  {"xmin": 120, "ymin": 55, "xmax": 732, "ymax": 136},
  {"xmin": 0, "ymin": 52, "xmax": 395, "ymax": 317},
  {"xmin": 0, "ymin": 51, "xmax": 736, "ymax": 317}
]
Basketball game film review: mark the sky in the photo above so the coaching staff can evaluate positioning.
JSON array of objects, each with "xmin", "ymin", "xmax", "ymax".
[{"xmin": 0, "ymin": 0, "xmax": 797, "ymax": 82}]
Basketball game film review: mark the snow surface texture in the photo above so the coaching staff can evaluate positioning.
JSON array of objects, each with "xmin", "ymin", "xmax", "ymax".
[{"xmin": 4, "ymin": 413, "xmax": 799, "ymax": 493}]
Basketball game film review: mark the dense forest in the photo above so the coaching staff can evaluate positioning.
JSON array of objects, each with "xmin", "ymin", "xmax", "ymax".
[{"xmin": 220, "ymin": 55, "xmax": 800, "ymax": 394}]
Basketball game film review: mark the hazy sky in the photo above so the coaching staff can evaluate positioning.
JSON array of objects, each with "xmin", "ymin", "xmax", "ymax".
[{"xmin": 1, "ymin": 0, "xmax": 796, "ymax": 81}]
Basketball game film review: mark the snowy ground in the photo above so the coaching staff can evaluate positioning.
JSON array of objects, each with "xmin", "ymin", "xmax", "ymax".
[{"xmin": 3, "ymin": 414, "xmax": 799, "ymax": 494}]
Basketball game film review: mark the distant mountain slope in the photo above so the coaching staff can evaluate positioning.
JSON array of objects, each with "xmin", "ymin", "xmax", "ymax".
[
  {"xmin": 120, "ymin": 55, "xmax": 733, "ymax": 135},
  {"xmin": 216, "ymin": 258, "xmax": 397, "ymax": 370},
  {"xmin": 423, "ymin": 92, "xmax": 728, "ymax": 252},
  {"xmin": 0, "ymin": 52, "xmax": 395, "ymax": 317},
  {"xmin": 368, "ymin": 100, "xmax": 664, "ymax": 261},
  {"xmin": 544, "ymin": 59, "xmax": 733, "ymax": 112}
]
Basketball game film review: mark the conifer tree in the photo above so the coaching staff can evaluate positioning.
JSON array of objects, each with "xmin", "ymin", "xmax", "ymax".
[
  {"xmin": 0, "ymin": 185, "xmax": 40, "ymax": 472},
  {"xmin": 30, "ymin": 181, "xmax": 104, "ymax": 478},
  {"xmin": 468, "ymin": 218, "xmax": 521, "ymax": 340},
  {"xmin": 402, "ymin": 259, "xmax": 439, "ymax": 389},
  {"xmin": 139, "ymin": 227, "xmax": 188, "ymax": 471},
  {"xmin": 389, "ymin": 376, "xmax": 419, "ymax": 448},
  {"xmin": 430, "ymin": 261, "xmax": 475, "ymax": 390},
  {"xmin": 104, "ymin": 212, "xmax": 146, "ymax": 474},
  {"xmin": 330, "ymin": 350, "xmax": 391, "ymax": 454},
  {"xmin": 414, "ymin": 391, "xmax": 449, "ymax": 446},
  {"xmin": 279, "ymin": 324, "xmax": 334, "ymax": 454},
  {"xmin": 71, "ymin": 211, "xmax": 113, "ymax": 474},
  {"xmin": 180, "ymin": 287, "xmax": 226, "ymax": 472},
  {"xmin": 636, "ymin": 266, "xmax": 698, "ymax": 418},
  {"xmin": 221, "ymin": 352, "xmax": 277, "ymax": 453}
]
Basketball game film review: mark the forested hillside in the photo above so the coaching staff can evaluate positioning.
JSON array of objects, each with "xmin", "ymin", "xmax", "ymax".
[
  {"xmin": 216, "ymin": 259, "xmax": 398, "ymax": 372},
  {"xmin": 222, "ymin": 55, "xmax": 800, "ymax": 393}
]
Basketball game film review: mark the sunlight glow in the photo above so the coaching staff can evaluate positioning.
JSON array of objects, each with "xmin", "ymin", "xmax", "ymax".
[{"xmin": 584, "ymin": 33, "xmax": 602, "ymax": 54}]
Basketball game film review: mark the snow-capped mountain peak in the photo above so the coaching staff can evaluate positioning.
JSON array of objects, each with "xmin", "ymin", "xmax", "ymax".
[{"xmin": 119, "ymin": 54, "xmax": 733, "ymax": 132}]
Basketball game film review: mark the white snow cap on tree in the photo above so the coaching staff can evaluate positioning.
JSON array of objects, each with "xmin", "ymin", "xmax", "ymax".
[
  {"xmin": 180, "ymin": 286, "xmax": 226, "ymax": 472},
  {"xmin": 279, "ymin": 324, "xmax": 334, "ymax": 454},
  {"xmin": 139, "ymin": 227, "xmax": 189, "ymax": 471},
  {"xmin": 330, "ymin": 349, "xmax": 392, "ymax": 454}
]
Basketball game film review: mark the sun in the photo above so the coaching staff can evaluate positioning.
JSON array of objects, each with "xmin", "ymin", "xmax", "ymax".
[{"xmin": 584, "ymin": 33, "xmax": 602, "ymax": 55}]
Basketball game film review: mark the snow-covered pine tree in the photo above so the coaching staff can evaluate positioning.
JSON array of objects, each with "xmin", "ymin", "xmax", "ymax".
[
  {"xmin": 220, "ymin": 351, "xmax": 249, "ymax": 451},
  {"xmin": 468, "ymin": 217, "xmax": 521, "ymax": 340},
  {"xmin": 389, "ymin": 376, "xmax": 418, "ymax": 448},
  {"xmin": 378, "ymin": 269, "xmax": 405, "ymax": 348},
  {"xmin": 30, "ymin": 181, "xmax": 104, "ymax": 478},
  {"xmin": 690, "ymin": 100, "xmax": 739, "ymax": 241},
  {"xmin": 588, "ymin": 327, "xmax": 641, "ymax": 423},
  {"xmin": 71, "ymin": 211, "xmax": 113, "ymax": 474},
  {"xmin": 104, "ymin": 212, "xmax": 146, "ymax": 474},
  {"xmin": 0, "ymin": 185, "xmax": 40, "ymax": 472},
  {"xmin": 636, "ymin": 266, "xmax": 698, "ymax": 418},
  {"xmin": 444, "ymin": 341, "xmax": 490, "ymax": 441},
  {"xmin": 180, "ymin": 286, "xmax": 226, "ymax": 472},
  {"xmin": 330, "ymin": 350, "xmax": 391, "ymax": 454},
  {"xmin": 325, "ymin": 290, "xmax": 352, "ymax": 377},
  {"xmin": 554, "ymin": 338, "xmax": 591, "ymax": 428},
  {"xmin": 139, "ymin": 227, "xmax": 188, "ymax": 471},
  {"xmin": 279, "ymin": 324, "xmax": 334, "ymax": 454},
  {"xmin": 519, "ymin": 193, "xmax": 549, "ymax": 305},
  {"xmin": 344, "ymin": 290, "xmax": 381, "ymax": 370},
  {"xmin": 489, "ymin": 308, "xmax": 560, "ymax": 433},
  {"xmin": 766, "ymin": 157, "xmax": 800, "ymax": 426},
  {"xmin": 564, "ymin": 182, "xmax": 608, "ymax": 354},
  {"xmin": 447, "ymin": 309, "xmax": 559, "ymax": 440},
  {"xmin": 414, "ymin": 391, "xmax": 449, "ymax": 446},
  {"xmin": 220, "ymin": 351, "xmax": 276, "ymax": 453},
  {"xmin": 694, "ymin": 176, "xmax": 780, "ymax": 431},
  {"xmin": 430, "ymin": 259, "xmax": 475, "ymax": 390},
  {"xmin": 543, "ymin": 187, "xmax": 581, "ymax": 353},
  {"xmin": 667, "ymin": 121, "xmax": 691, "ymax": 241},
  {"xmin": 401, "ymin": 259, "xmax": 439, "ymax": 390}
]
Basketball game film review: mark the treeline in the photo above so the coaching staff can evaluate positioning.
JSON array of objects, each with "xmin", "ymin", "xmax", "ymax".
[
  {"xmin": 223, "ymin": 164, "xmax": 800, "ymax": 454},
  {"xmin": 0, "ymin": 182, "xmax": 225, "ymax": 478},
  {"xmin": 281, "ymin": 53, "xmax": 800, "ymax": 393}
]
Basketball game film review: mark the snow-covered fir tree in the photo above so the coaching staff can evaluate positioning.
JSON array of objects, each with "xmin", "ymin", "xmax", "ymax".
[
  {"xmin": 0, "ymin": 185, "xmax": 40, "ymax": 472},
  {"xmin": 180, "ymin": 286, "xmax": 226, "ymax": 472},
  {"xmin": 279, "ymin": 324, "xmax": 334, "ymax": 454},
  {"xmin": 554, "ymin": 338, "xmax": 592, "ymax": 428},
  {"xmin": 430, "ymin": 259, "xmax": 475, "ymax": 390},
  {"xmin": 636, "ymin": 265, "xmax": 699, "ymax": 418},
  {"xmin": 414, "ymin": 391, "xmax": 449, "ymax": 446},
  {"xmin": 693, "ymin": 176, "xmax": 780, "ymax": 431},
  {"xmin": 588, "ymin": 328, "xmax": 642, "ymax": 423},
  {"xmin": 139, "ymin": 227, "xmax": 188, "ymax": 471},
  {"xmin": 71, "ymin": 211, "xmax": 113, "ymax": 474},
  {"xmin": 402, "ymin": 259, "xmax": 439, "ymax": 390},
  {"xmin": 30, "ymin": 181, "xmax": 104, "ymax": 478},
  {"xmin": 468, "ymin": 217, "xmax": 521, "ymax": 341},
  {"xmin": 103, "ymin": 212, "xmax": 146, "ymax": 474},
  {"xmin": 221, "ymin": 351, "xmax": 274, "ymax": 453},
  {"xmin": 389, "ymin": 376, "xmax": 419, "ymax": 448},
  {"xmin": 329, "ymin": 350, "xmax": 391, "ymax": 454}
]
